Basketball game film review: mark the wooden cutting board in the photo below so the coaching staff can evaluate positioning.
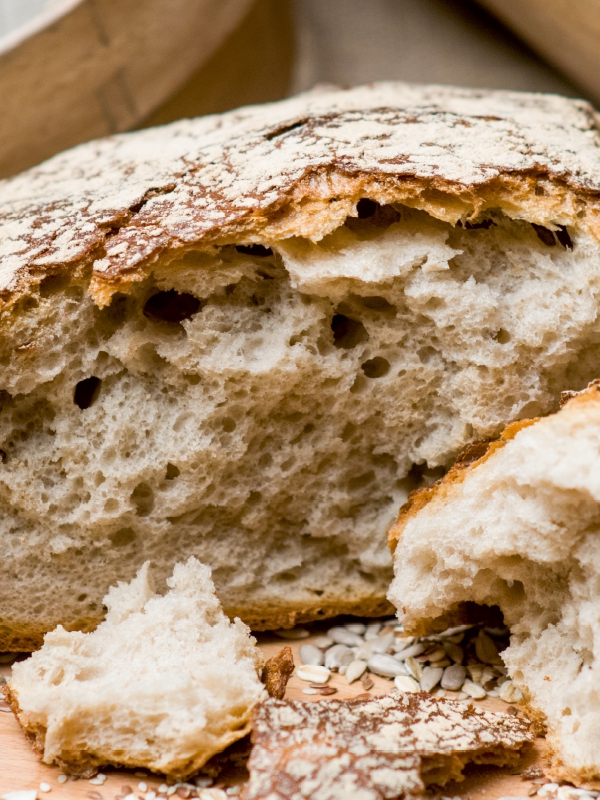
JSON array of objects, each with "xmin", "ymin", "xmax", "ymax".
[{"xmin": 0, "ymin": 632, "xmax": 546, "ymax": 799}]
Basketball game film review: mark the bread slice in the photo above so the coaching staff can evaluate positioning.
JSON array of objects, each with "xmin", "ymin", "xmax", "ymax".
[
  {"xmin": 3, "ymin": 557, "xmax": 265, "ymax": 779},
  {"xmin": 388, "ymin": 382, "xmax": 600, "ymax": 788},
  {"xmin": 4, "ymin": 83, "xmax": 600, "ymax": 647},
  {"xmin": 242, "ymin": 691, "xmax": 533, "ymax": 800}
]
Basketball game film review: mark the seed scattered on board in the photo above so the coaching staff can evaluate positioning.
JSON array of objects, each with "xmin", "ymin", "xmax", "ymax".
[{"xmin": 289, "ymin": 616, "xmax": 517, "ymax": 702}]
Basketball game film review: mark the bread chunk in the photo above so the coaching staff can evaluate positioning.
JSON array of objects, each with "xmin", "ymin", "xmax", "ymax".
[
  {"xmin": 4, "ymin": 83, "xmax": 600, "ymax": 646},
  {"xmin": 241, "ymin": 691, "xmax": 533, "ymax": 800},
  {"xmin": 389, "ymin": 383, "xmax": 600, "ymax": 787},
  {"xmin": 4, "ymin": 557, "xmax": 265, "ymax": 779}
]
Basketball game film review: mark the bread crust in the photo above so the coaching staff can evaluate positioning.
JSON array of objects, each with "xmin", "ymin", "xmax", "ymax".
[
  {"xmin": 1, "ymin": 595, "xmax": 395, "ymax": 651},
  {"xmin": 2, "ymin": 83, "xmax": 600, "ymax": 310}
]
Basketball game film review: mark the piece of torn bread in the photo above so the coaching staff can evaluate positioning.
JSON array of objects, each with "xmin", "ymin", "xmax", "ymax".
[
  {"xmin": 3, "ymin": 557, "xmax": 265, "ymax": 779},
  {"xmin": 388, "ymin": 382, "xmax": 600, "ymax": 788},
  {"xmin": 241, "ymin": 691, "xmax": 533, "ymax": 800},
  {"xmin": 5, "ymin": 84, "xmax": 600, "ymax": 647}
]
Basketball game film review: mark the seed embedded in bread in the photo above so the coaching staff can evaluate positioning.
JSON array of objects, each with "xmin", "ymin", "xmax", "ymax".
[
  {"xmin": 4, "ymin": 557, "xmax": 265, "ymax": 779},
  {"xmin": 388, "ymin": 381, "xmax": 600, "ymax": 788}
]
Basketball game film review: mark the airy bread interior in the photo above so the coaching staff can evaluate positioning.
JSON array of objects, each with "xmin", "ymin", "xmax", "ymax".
[
  {"xmin": 2, "ymin": 201, "xmax": 600, "ymax": 647},
  {"xmin": 6, "ymin": 557, "xmax": 265, "ymax": 778},
  {"xmin": 388, "ymin": 385, "xmax": 600, "ymax": 788}
]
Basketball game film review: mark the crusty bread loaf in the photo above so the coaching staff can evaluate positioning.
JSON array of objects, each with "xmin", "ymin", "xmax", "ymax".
[
  {"xmin": 4, "ymin": 83, "xmax": 600, "ymax": 647},
  {"xmin": 388, "ymin": 382, "xmax": 600, "ymax": 788},
  {"xmin": 4, "ymin": 557, "xmax": 265, "ymax": 778}
]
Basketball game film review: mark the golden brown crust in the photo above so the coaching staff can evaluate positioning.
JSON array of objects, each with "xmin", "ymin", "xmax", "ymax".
[
  {"xmin": 2, "ymin": 83, "xmax": 600, "ymax": 311},
  {"xmin": 0, "ymin": 595, "xmax": 395, "ymax": 651}
]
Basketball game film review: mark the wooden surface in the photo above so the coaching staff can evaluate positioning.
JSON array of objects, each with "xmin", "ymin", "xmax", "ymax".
[
  {"xmin": 0, "ymin": 631, "xmax": 547, "ymax": 799},
  {"xmin": 479, "ymin": 0, "xmax": 600, "ymax": 105},
  {"xmin": 0, "ymin": 0, "xmax": 254, "ymax": 178}
]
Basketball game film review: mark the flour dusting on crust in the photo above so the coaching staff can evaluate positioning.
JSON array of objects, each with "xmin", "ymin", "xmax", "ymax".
[{"xmin": 242, "ymin": 691, "xmax": 533, "ymax": 800}]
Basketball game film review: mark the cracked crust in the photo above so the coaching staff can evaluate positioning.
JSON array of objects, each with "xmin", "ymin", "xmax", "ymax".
[
  {"xmin": 241, "ymin": 691, "xmax": 533, "ymax": 800},
  {"xmin": 2, "ymin": 83, "xmax": 600, "ymax": 310}
]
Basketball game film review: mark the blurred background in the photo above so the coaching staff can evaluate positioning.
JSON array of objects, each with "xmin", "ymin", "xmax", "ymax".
[{"xmin": 0, "ymin": 0, "xmax": 595, "ymax": 178}]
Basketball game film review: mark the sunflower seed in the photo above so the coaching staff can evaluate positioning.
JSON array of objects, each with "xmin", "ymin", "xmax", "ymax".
[
  {"xmin": 370, "ymin": 633, "xmax": 395, "ymax": 654},
  {"xmin": 394, "ymin": 642, "xmax": 426, "ymax": 660},
  {"xmin": 404, "ymin": 656, "xmax": 423, "ymax": 682},
  {"xmin": 475, "ymin": 630, "xmax": 503, "ymax": 665},
  {"xmin": 443, "ymin": 642, "xmax": 464, "ymax": 664},
  {"xmin": 462, "ymin": 680, "xmax": 487, "ymax": 699},
  {"xmin": 361, "ymin": 675, "xmax": 374, "ymax": 691},
  {"xmin": 367, "ymin": 653, "xmax": 407, "ymax": 678},
  {"xmin": 295, "ymin": 664, "xmax": 330, "ymax": 683},
  {"xmin": 364, "ymin": 623, "xmax": 382, "ymax": 640},
  {"xmin": 441, "ymin": 664, "xmax": 467, "ymax": 691},
  {"xmin": 394, "ymin": 675, "xmax": 421, "ymax": 693},
  {"xmin": 345, "ymin": 659, "xmax": 367, "ymax": 684},
  {"xmin": 426, "ymin": 647, "xmax": 447, "ymax": 663},
  {"xmin": 274, "ymin": 628, "xmax": 310, "ymax": 640},
  {"xmin": 353, "ymin": 642, "xmax": 374, "ymax": 660},
  {"xmin": 325, "ymin": 644, "xmax": 354, "ymax": 669},
  {"xmin": 327, "ymin": 627, "xmax": 364, "ymax": 647},
  {"xmin": 420, "ymin": 666, "xmax": 443, "ymax": 692},
  {"xmin": 319, "ymin": 687, "xmax": 337, "ymax": 696},
  {"xmin": 499, "ymin": 680, "xmax": 524, "ymax": 703},
  {"xmin": 299, "ymin": 644, "xmax": 324, "ymax": 666},
  {"xmin": 312, "ymin": 635, "xmax": 334, "ymax": 649},
  {"xmin": 345, "ymin": 623, "xmax": 366, "ymax": 635}
]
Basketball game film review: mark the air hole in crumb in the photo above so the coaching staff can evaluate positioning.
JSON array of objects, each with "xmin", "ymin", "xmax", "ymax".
[
  {"xmin": 109, "ymin": 527, "xmax": 136, "ymax": 547},
  {"xmin": 532, "ymin": 223, "xmax": 556, "ymax": 247},
  {"xmin": 74, "ymin": 377, "xmax": 101, "ymax": 409},
  {"xmin": 556, "ymin": 225, "xmax": 574, "ymax": 249},
  {"xmin": 77, "ymin": 594, "xmax": 87, "ymax": 602},
  {"xmin": 235, "ymin": 244, "xmax": 273, "ymax": 257},
  {"xmin": 356, "ymin": 198, "xmax": 379, "ymax": 218},
  {"xmin": 247, "ymin": 490, "xmax": 262, "ymax": 506},
  {"xmin": 341, "ymin": 422, "xmax": 356, "ymax": 441},
  {"xmin": 131, "ymin": 482, "xmax": 154, "ymax": 517},
  {"xmin": 562, "ymin": 708, "xmax": 572, "ymax": 716},
  {"xmin": 222, "ymin": 417, "xmax": 237, "ymax": 432},
  {"xmin": 0, "ymin": 449, "xmax": 6, "ymax": 463},
  {"xmin": 39, "ymin": 272, "xmax": 71, "ymax": 297},
  {"xmin": 331, "ymin": 314, "xmax": 369, "ymax": 349},
  {"xmin": 165, "ymin": 463, "xmax": 180, "ymax": 480},
  {"xmin": 494, "ymin": 329, "xmax": 511, "ymax": 344},
  {"xmin": 361, "ymin": 357, "xmax": 390, "ymax": 378},
  {"xmin": 143, "ymin": 290, "xmax": 201, "ymax": 323}
]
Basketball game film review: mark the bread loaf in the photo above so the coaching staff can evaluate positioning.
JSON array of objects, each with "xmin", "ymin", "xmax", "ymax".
[
  {"xmin": 388, "ymin": 383, "xmax": 600, "ymax": 787},
  {"xmin": 3, "ymin": 83, "xmax": 600, "ymax": 648},
  {"xmin": 4, "ymin": 557, "xmax": 265, "ymax": 778}
]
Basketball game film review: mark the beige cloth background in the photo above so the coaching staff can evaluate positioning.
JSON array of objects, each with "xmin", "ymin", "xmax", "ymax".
[
  {"xmin": 289, "ymin": 0, "xmax": 578, "ymax": 97},
  {"xmin": 146, "ymin": 0, "xmax": 585, "ymax": 130}
]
